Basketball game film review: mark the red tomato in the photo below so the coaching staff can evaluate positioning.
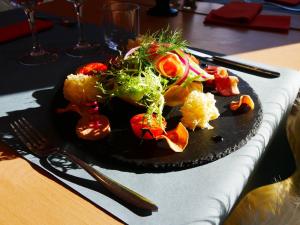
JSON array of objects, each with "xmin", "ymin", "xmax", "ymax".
[
  {"xmin": 76, "ymin": 62, "xmax": 107, "ymax": 75},
  {"xmin": 130, "ymin": 114, "xmax": 166, "ymax": 140},
  {"xmin": 76, "ymin": 114, "xmax": 111, "ymax": 140}
]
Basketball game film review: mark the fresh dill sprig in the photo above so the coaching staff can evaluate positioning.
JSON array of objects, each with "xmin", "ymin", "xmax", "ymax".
[
  {"xmin": 135, "ymin": 28, "xmax": 188, "ymax": 64},
  {"xmin": 144, "ymin": 27, "xmax": 187, "ymax": 49}
]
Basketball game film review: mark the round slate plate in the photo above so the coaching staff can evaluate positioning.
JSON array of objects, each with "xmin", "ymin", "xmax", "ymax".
[{"xmin": 51, "ymin": 74, "xmax": 262, "ymax": 170}]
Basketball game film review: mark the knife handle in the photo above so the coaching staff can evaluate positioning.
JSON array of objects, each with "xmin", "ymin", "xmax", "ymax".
[{"xmin": 212, "ymin": 56, "xmax": 280, "ymax": 78}]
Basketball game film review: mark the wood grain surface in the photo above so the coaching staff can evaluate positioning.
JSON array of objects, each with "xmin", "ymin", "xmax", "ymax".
[
  {"xmin": 233, "ymin": 43, "xmax": 300, "ymax": 71},
  {"xmin": 0, "ymin": 142, "xmax": 124, "ymax": 225}
]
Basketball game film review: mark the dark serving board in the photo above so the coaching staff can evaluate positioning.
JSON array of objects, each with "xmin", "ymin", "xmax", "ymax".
[{"xmin": 51, "ymin": 73, "xmax": 262, "ymax": 170}]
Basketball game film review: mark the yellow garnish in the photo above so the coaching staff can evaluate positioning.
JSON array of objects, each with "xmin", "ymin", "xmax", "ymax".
[
  {"xmin": 63, "ymin": 74, "xmax": 98, "ymax": 105},
  {"xmin": 180, "ymin": 90, "xmax": 219, "ymax": 130}
]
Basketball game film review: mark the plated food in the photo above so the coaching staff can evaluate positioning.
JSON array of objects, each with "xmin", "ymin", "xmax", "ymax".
[{"xmin": 57, "ymin": 30, "xmax": 255, "ymax": 153}]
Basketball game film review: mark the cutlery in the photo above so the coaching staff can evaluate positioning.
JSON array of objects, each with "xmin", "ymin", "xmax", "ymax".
[
  {"xmin": 10, "ymin": 117, "xmax": 158, "ymax": 212},
  {"xmin": 187, "ymin": 47, "xmax": 280, "ymax": 78}
]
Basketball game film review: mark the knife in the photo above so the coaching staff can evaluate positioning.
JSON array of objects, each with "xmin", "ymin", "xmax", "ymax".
[{"xmin": 186, "ymin": 48, "xmax": 280, "ymax": 78}]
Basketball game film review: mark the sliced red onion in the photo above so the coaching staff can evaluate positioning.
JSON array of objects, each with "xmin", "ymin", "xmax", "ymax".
[
  {"xmin": 124, "ymin": 46, "xmax": 140, "ymax": 60},
  {"xmin": 173, "ymin": 49, "xmax": 190, "ymax": 86}
]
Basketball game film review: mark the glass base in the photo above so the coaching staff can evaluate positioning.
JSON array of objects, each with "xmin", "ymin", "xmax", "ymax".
[
  {"xmin": 19, "ymin": 51, "xmax": 58, "ymax": 66},
  {"xmin": 147, "ymin": 6, "xmax": 178, "ymax": 17},
  {"xmin": 65, "ymin": 43, "xmax": 102, "ymax": 58}
]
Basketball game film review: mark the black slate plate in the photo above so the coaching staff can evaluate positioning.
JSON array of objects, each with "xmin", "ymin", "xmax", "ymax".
[{"xmin": 51, "ymin": 73, "xmax": 262, "ymax": 170}]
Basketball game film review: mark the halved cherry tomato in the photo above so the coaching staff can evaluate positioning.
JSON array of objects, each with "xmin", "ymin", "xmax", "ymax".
[
  {"xmin": 130, "ymin": 113, "xmax": 166, "ymax": 140},
  {"xmin": 130, "ymin": 114, "xmax": 189, "ymax": 152},
  {"xmin": 76, "ymin": 62, "xmax": 107, "ymax": 75},
  {"xmin": 76, "ymin": 114, "xmax": 111, "ymax": 140}
]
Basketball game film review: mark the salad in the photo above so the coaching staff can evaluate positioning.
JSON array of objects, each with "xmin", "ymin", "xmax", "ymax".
[{"xmin": 58, "ymin": 29, "xmax": 254, "ymax": 153}]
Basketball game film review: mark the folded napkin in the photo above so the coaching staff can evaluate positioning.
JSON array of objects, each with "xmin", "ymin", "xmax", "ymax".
[
  {"xmin": 211, "ymin": 2, "xmax": 262, "ymax": 23},
  {"xmin": 0, "ymin": 19, "xmax": 53, "ymax": 43},
  {"xmin": 204, "ymin": 2, "xmax": 291, "ymax": 33},
  {"xmin": 265, "ymin": 0, "xmax": 300, "ymax": 6}
]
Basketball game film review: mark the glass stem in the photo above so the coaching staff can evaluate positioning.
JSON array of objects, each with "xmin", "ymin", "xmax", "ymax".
[
  {"xmin": 74, "ymin": 2, "xmax": 86, "ymax": 46},
  {"xmin": 24, "ymin": 7, "xmax": 44, "ymax": 56}
]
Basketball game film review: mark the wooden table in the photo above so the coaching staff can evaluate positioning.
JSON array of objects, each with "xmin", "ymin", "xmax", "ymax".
[{"xmin": 1, "ymin": 1, "xmax": 300, "ymax": 224}]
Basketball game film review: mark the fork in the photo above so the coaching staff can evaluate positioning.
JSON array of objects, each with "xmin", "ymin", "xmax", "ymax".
[{"xmin": 10, "ymin": 117, "xmax": 158, "ymax": 212}]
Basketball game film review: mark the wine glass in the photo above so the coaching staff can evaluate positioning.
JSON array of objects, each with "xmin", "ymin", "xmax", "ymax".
[
  {"xmin": 10, "ymin": 0, "xmax": 58, "ymax": 65},
  {"xmin": 103, "ymin": 2, "xmax": 140, "ymax": 55},
  {"xmin": 65, "ymin": 0, "xmax": 101, "ymax": 57}
]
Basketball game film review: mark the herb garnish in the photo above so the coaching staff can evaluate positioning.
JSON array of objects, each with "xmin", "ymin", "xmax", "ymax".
[{"xmin": 96, "ymin": 29, "xmax": 187, "ymax": 125}]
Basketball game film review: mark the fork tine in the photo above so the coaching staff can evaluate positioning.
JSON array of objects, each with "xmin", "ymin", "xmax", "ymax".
[
  {"xmin": 10, "ymin": 117, "xmax": 46, "ymax": 150},
  {"xmin": 9, "ymin": 121, "xmax": 33, "ymax": 150},
  {"xmin": 17, "ymin": 119, "xmax": 40, "ymax": 147},
  {"xmin": 10, "ymin": 121, "xmax": 35, "ymax": 150},
  {"xmin": 17, "ymin": 117, "xmax": 46, "ymax": 148},
  {"xmin": 21, "ymin": 117, "xmax": 47, "ymax": 144}
]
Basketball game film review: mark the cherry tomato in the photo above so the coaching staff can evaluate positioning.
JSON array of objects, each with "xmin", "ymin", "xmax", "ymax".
[
  {"xmin": 76, "ymin": 114, "xmax": 111, "ymax": 140},
  {"xmin": 76, "ymin": 62, "xmax": 107, "ymax": 75},
  {"xmin": 130, "ymin": 113, "xmax": 166, "ymax": 140}
]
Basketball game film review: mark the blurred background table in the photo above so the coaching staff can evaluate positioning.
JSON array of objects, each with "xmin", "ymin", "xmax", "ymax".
[
  {"xmin": 0, "ymin": 0, "xmax": 300, "ymax": 225},
  {"xmin": 36, "ymin": 0, "xmax": 300, "ymax": 70}
]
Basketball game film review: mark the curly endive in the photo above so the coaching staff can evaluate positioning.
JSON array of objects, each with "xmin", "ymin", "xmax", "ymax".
[{"xmin": 223, "ymin": 95, "xmax": 300, "ymax": 225}]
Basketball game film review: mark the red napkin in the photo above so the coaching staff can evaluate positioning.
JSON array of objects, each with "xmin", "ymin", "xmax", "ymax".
[
  {"xmin": 0, "ymin": 19, "xmax": 53, "ymax": 43},
  {"xmin": 204, "ymin": 2, "xmax": 291, "ymax": 33},
  {"xmin": 211, "ymin": 2, "xmax": 262, "ymax": 23},
  {"xmin": 265, "ymin": 0, "xmax": 300, "ymax": 6}
]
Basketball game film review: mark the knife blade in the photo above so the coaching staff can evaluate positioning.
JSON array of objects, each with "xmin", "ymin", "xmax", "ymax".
[{"xmin": 186, "ymin": 48, "xmax": 280, "ymax": 78}]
